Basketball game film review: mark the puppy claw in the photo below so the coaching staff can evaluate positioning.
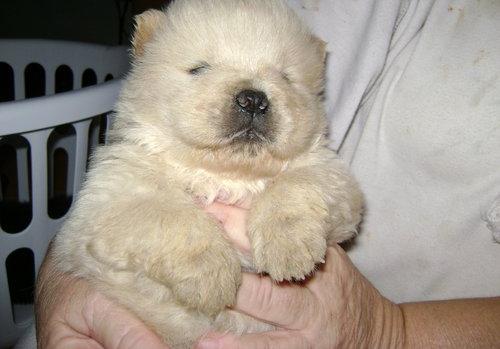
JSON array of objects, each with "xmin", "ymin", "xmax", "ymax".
[{"xmin": 251, "ymin": 218, "xmax": 327, "ymax": 282}]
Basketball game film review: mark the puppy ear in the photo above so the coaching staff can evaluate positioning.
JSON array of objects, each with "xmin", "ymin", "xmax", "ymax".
[
  {"xmin": 312, "ymin": 36, "xmax": 328, "ymax": 64},
  {"xmin": 131, "ymin": 9, "xmax": 166, "ymax": 58}
]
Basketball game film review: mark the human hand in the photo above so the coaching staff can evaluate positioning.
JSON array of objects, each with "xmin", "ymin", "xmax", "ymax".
[
  {"xmin": 201, "ymin": 202, "xmax": 405, "ymax": 349},
  {"xmin": 36, "ymin": 248, "xmax": 169, "ymax": 349},
  {"xmin": 203, "ymin": 200, "xmax": 251, "ymax": 255}
]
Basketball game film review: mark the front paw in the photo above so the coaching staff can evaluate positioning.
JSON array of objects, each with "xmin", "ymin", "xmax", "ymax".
[
  {"xmin": 171, "ymin": 247, "xmax": 241, "ymax": 316},
  {"xmin": 250, "ymin": 215, "xmax": 327, "ymax": 282}
]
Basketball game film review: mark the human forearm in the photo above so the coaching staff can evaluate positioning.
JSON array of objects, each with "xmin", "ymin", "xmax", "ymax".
[{"xmin": 401, "ymin": 297, "xmax": 500, "ymax": 348}]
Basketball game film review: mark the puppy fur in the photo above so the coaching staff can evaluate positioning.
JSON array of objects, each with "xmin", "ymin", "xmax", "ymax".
[{"xmin": 52, "ymin": 0, "xmax": 363, "ymax": 347}]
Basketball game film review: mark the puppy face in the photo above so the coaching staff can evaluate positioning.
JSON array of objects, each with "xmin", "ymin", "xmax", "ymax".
[{"xmin": 119, "ymin": 0, "xmax": 326, "ymax": 177}]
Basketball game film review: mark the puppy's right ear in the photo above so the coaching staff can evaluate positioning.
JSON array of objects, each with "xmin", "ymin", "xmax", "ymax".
[{"xmin": 131, "ymin": 9, "xmax": 166, "ymax": 59}]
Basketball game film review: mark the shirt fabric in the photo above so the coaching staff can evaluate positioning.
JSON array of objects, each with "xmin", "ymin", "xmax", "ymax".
[{"xmin": 289, "ymin": 0, "xmax": 500, "ymax": 303}]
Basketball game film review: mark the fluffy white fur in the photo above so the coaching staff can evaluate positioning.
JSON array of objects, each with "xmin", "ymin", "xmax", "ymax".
[{"xmin": 52, "ymin": 0, "xmax": 363, "ymax": 347}]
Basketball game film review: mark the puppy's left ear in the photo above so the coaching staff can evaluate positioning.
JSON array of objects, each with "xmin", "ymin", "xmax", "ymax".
[
  {"xmin": 312, "ymin": 36, "xmax": 328, "ymax": 65},
  {"xmin": 131, "ymin": 9, "xmax": 166, "ymax": 59},
  {"xmin": 310, "ymin": 36, "xmax": 328, "ymax": 95}
]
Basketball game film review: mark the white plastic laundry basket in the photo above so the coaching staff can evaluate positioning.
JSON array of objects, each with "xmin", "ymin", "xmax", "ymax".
[{"xmin": 0, "ymin": 39, "xmax": 129, "ymax": 348}]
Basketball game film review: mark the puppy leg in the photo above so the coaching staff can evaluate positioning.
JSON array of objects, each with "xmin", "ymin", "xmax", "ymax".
[
  {"xmin": 86, "ymin": 191, "xmax": 241, "ymax": 316},
  {"xmin": 249, "ymin": 152, "xmax": 363, "ymax": 281}
]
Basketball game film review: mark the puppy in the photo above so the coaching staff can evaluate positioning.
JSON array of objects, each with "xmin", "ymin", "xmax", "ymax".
[{"xmin": 52, "ymin": 0, "xmax": 363, "ymax": 347}]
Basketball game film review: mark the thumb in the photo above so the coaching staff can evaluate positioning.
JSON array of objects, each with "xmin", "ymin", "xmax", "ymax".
[
  {"xmin": 197, "ymin": 331, "xmax": 309, "ymax": 349},
  {"xmin": 89, "ymin": 293, "xmax": 170, "ymax": 349}
]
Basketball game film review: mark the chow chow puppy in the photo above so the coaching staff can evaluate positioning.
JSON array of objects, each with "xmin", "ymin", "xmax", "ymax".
[{"xmin": 52, "ymin": 0, "xmax": 363, "ymax": 347}]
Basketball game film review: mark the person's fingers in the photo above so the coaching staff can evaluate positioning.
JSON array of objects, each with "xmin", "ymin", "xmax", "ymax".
[
  {"xmin": 307, "ymin": 245, "xmax": 354, "ymax": 295},
  {"xmin": 204, "ymin": 202, "xmax": 251, "ymax": 253},
  {"xmin": 43, "ymin": 322, "xmax": 104, "ymax": 349},
  {"xmin": 87, "ymin": 293, "xmax": 169, "ymax": 349},
  {"xmin": 197, "ymin": 331, "xmax": 309, "ymax": 349},
  {"xmin": 203, "ymin": 201, "xmax": 231, "ymax": 223},
  {"xmin": 233, "ymin": 273, "xmax": 318, "ymax": 330}
]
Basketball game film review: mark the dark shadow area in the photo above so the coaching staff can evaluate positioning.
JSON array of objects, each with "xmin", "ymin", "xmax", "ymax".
[
  {"xmin": 47, "ymin": 124, "xmax": 76, "ymax": 219},
  {"xmin": 0, "ymin": 62, "xmax": 15, "ymax": 102},
  {"xmin": 24, "ymin": 63, "xmax": 45, "ymax": 99},
  {"xmin": 55, "ymin": 64, "xmax": 74, "ymax": 93},
  {"xmin": 82, "ymin": 68, "xmax": 98, "ymax": 87},
  {"xmin": 0, "ymin": 136, "xmax": 32, "ymax": 233},
  {"xmin": 6, "ymin": 248, "xmax": 35, "ymax": 324}
]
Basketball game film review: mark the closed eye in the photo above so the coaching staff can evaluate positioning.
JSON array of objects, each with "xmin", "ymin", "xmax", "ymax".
[{"xmin": 188, "ymin": 62, "xmax": 210, "ymax": 75}]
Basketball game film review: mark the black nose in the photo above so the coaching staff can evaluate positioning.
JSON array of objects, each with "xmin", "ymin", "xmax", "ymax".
[{"xmin": 236, "ymin": 90, "xmax": 269, "ymax": 115}]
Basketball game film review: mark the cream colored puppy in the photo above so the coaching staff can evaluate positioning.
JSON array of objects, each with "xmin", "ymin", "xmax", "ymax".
[{"xmin": 53, "ymin": 0, "xmax": 363, "ymax": 347}]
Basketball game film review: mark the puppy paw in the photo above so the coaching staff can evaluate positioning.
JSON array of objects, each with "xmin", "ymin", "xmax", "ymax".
[
  {"xmin": 250, "ymin": 215, "xmax": 327, "ymax": 281},
  {"xmin": 171, "ymin": 246, "xmax": 241, "ymax": 316}
]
